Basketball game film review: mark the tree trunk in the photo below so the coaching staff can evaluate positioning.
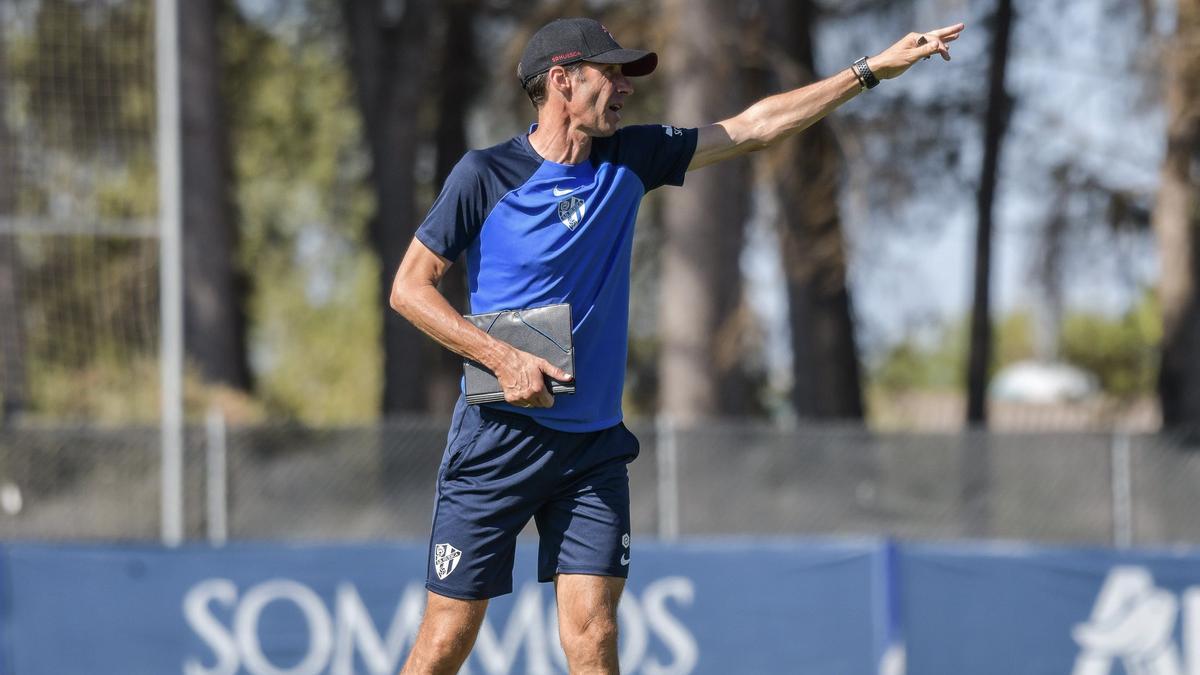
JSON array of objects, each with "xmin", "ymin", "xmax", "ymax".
[
  {"xmin": 426, "ymin": 0, "xmax": 477, "ymax": 416},
  {"xmin": 966, "ymin": 0, "xmax": 1014, "ymax": 426},
  {"xmin": 342, "ymin": 0, "xmax": 434, "ymax": 416},
  {"xmin": 658, "ymin": 0, "xmax": 754, "ymax": 422},
  {"xmin": 1154, "ymin": 0, "xmax": 1200, "ymax": 429},
  {"xmin": 0, "ymin": 27, "xmax": 27, "ymax": 422},
  {"xmin": 764, "ymin": 0, "xmax": 864, "ymax": 420},
  {"xmin": 180, "ymin": 0, "xmax": 251, "ymax": 390}
]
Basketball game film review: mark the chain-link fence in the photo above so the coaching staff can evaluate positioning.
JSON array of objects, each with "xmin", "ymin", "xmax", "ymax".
[{"xmin": 1, "ymin": 417, "xmax": 1197, "ymax": 547}]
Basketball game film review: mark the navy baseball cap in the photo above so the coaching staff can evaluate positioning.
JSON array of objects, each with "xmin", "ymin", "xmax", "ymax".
[{"xmin": 517, "ymin": 18, "xmax": 658, "ymax": 86}]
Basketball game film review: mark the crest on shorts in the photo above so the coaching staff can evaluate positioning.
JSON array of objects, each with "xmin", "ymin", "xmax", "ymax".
[
  {"xmin": 434, "ymin": 543, "xmax": 462, "ymax": 580},
  {"xmin": 557, "ymin": 196, "xmax": 585, "ymax": 230}
]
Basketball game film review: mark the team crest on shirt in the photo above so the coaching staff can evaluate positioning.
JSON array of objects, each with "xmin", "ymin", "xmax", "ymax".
[
  {"xmin": 557, "ymin": 196, "xmax": 586, "ymax": 230},
  {"xmin": 434, "ymin": 543, "xmax": 462, "ymax": 580}
]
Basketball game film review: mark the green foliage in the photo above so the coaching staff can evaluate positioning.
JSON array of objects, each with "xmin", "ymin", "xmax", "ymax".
[
  {"xmin": 30, "ymin": 354, "xmax": 267, "ymax": 424},
  {"xmin": 871, "ymin": 322, "xmax": 965, "ymax": 392},
  {"xmin": 1060, "ymin": 291, "xmax": 1161, "ymax": 398},
  {"xmin": 8, "ymin": 0, "xmax": 153, "ymax": 157},
  {"xmin": 3, "ymin": 1, "xmax": 380, "ymax": 424},
  {"xmin": 222, "ymin": 3, "xmax": 379, "ymax": 423},
  {"xmin": 30, "ymin": 352, "xmax": 160, "ymax": 423},
  {"xmin": 870, "ymin": 295, "xmax": 1161, "ymax": 399},
  {"xmin": 1, "ymin": 1, "xmax": 162, "ymax": 422},
  {"xmin": 995, "ymin": 311, "xmax": 1036, "ymax": 367}
]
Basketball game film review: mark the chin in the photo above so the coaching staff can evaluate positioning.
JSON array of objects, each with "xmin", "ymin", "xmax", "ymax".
[{"xmin": 583, "ymin": 121, "xmax": 619, "ymax": 138}]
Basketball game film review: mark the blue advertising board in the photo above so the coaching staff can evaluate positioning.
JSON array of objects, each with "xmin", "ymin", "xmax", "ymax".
[
  {"xmin": 0, "ymin": 539, "xmax": 891, "ymax": 675},
  {"xmin": 900, "ymin": 542, "xmax": 1200, "ymax": 675},
  {"xmin": 15, "ymin": 537, "xmax": 1196, "ymax": 674}
]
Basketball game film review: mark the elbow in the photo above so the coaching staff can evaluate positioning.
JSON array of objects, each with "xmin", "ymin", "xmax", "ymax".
[
  {"xmin": 389, "ymin": 284, "xmax": 411, "ymax": 316},
  {"xmin": 734, "ymin": 136, "xmax": 771, "ymax": 157},
  {"xmin": 733, "ymin": 119, "xmax": 774, "ymax": 154},
  {"xmin": 749, "ymin": 118, "xmax": 785, "ymax": 151},
  {"xmin": 743, "ymin": 136, "xmax": 772, "ymax": 154}
]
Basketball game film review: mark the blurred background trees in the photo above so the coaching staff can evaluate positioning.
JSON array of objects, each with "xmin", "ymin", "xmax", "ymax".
[
  {"xmin": 0, "ymin": 0, "xmax": 1189, "ymax": 431},
  {"xmin": 761, "ymin": 0, "xmax": 865, "ymax": 421},
  {"xmin": 181, "ymin": 0, "xmax": 250, "ymax": 392},
  {"xmin": 657, "ymin": 0, "xmax": 756, "ymax": 421},
  {"xmin": 965, "ymin": 0, "xmax": 1013, "ymax": 426},
  {"xmin": 1154, "ymin": 0, "xmax": 1200, "ymax": 428},
  {"xmin": 342, "ymin": 0, "xmax": 434, "ymax": 416},
  {"xmin": 0, "ymin": 22, "xmax": 25, "ymax": 423}
]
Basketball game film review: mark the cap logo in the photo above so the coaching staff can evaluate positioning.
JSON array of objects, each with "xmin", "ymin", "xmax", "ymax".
[{"xmin": 551, "ymin": 50, "xmax": 583, "ymax": 63}]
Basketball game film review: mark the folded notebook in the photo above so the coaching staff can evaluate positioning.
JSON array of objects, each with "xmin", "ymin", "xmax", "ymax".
[{"xmin": 462, "ymin": 303, "xmax": 576, "ymax": 405}]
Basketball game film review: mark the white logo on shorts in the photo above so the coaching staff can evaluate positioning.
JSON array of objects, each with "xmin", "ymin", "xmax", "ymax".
[
  {"xmin": 620, "ymin": 532, "xmax": 631, "ymax": 566},
  {"xmin": 434, "ymin": 543, "xmax": 462, "ymax": 580}
]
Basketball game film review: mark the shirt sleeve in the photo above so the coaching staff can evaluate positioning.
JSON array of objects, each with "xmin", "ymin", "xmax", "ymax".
[
  {"xmin": 414, "ymin": 151, "xmax": 490, "ymax": 262},
  {"xmin": 615, "ymin": 124, "xmax": 699, "ymax": 192}
]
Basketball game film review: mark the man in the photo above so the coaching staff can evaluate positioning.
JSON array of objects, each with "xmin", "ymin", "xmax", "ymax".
[{"xmin": 391, "ymin": 17, "xmax": 963, "ymax": 674}]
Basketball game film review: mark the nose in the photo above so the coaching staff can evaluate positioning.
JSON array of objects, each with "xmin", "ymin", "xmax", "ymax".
[{"xmin": 616, "ymin": 71, "xmax": 634, "ymax": 96}]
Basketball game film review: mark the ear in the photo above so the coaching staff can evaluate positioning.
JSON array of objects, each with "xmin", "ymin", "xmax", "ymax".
[{"xmin": 547, "ymin": 65, "xmax": 574, "ymax": 101}]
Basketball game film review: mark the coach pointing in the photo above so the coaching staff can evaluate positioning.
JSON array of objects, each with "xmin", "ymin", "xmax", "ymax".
[{"xmin": 390, "ymin": 17, "xmax": 963, "ymax": 674}]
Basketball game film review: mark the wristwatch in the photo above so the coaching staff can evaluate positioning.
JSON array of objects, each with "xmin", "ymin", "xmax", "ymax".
[{"xmin": 852, "ymin": 56, "xmax": 879, "ymax": 91}]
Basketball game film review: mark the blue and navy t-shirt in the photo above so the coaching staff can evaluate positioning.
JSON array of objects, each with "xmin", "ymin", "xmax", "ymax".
[{"xmin": 415, "ymin": 123, "xmax": 698, "ymax": 432}]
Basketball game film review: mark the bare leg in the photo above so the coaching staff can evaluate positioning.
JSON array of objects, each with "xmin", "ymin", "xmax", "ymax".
[
  {"xmin": 400, "ymin": 591, "xmax": 488, "ymax": 675},
  {"xmin": 555, "ymin": 574, "xmax": 625, "ymax": 674}
]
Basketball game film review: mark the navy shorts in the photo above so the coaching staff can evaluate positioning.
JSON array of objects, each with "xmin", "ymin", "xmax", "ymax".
[{"xmin": 426, "ymin": 396, "xmax": 640, "ymax": 600}]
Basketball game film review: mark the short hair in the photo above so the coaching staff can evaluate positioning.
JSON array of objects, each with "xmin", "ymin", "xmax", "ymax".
[{"xmin": 522, "ymin": 62, "xmax": 586, "ymax": 108}]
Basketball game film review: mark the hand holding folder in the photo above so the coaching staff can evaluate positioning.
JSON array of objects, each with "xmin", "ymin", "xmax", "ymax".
[{"xmin": 463, "ymin": 303, "xmax": 576, "ymax": 405}]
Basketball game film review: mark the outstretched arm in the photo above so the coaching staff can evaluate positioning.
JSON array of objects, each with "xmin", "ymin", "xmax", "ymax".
[{"xmin": 688, "ymin": 23, "xmax": 965, "ymax": 171}]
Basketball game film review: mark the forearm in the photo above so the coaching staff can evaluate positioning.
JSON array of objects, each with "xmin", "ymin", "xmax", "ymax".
[
  {"xmin": 690, "ymin": 65, "xmax": 865, "ymax": 169},
  {"xmin": 733, "ymin": 66, "xmax": 862, "ymax": 150},
  {"xmin": 391, "ymin": 281, "xmax": 512, "ymax": 372}
]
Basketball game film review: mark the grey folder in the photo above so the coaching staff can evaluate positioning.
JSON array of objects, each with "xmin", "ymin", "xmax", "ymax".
[{"xmin": 463, "ymin": 303, "xmax": 576, "ymax": 405}]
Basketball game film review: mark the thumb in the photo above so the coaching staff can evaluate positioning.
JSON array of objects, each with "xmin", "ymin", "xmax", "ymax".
[{"xmin": 540, "ymin": 359, "xmax": 573, "ymax": 382}]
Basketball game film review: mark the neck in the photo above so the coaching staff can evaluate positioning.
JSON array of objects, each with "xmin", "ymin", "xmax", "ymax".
[{"xmin": 528, "ymin": 105, "xmax": 592, "ymax": 165}]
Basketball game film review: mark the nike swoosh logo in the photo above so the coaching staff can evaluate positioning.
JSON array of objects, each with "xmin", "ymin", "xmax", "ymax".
[
  {"xmin": 620, "ymin": 555, "xmax": 630, "ymax": 566},
  {"xmin": 552, "ymin": 185, "xmax": 576, "ymax": 197}
]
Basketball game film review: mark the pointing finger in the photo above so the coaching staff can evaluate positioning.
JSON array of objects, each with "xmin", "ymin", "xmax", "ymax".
[{"xmin": 930, "ymin": 23, "xmax": 966, "ymax": 39}]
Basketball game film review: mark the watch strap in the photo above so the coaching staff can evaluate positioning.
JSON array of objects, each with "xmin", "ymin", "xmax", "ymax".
[{"xmin": 852, "ymin": 56, "xmax": 879, "ymax": 90}]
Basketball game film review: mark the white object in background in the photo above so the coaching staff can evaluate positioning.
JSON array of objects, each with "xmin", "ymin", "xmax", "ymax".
[
  {"xmin": 0, "ymin": 482, "xmax": 22, "ymax": 515},
  {"xmin": 990, "ymin": 359, "xmax": 1100, "ymax": 403},
  {"xmin": 879, "ymin": 643, "xmax": 905, "ymax": 675}
]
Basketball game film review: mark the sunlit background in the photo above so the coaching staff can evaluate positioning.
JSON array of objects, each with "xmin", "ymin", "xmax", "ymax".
[{"xmin": 0, "ymin": 0, "xmax": 1198, "ymax": 673}]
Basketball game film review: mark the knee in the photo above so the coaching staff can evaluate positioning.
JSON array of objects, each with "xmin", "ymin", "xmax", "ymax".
[
  {"xmin": 404, "ymin": 595, "xmax": 486, "ymax": 673},
  {"xmin": 560, "ymin": 609, "xmax": 619, "ymax": 655},
  {"xmin": 423, "ymin": 608, "xmax": 484, "ymax": 658},
  {"xmin": 423, "ymin": 627, "xmax": 472, "ymax": 661}
]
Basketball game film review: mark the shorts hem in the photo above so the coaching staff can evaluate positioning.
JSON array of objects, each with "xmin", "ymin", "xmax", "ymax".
[
  {"xmin": 538, "ymin": 565, "xmax": 630, "ymax": 584},
  {"xmin": 426, "ymin": 581, "xmax": 513, "ymax": 601}
]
